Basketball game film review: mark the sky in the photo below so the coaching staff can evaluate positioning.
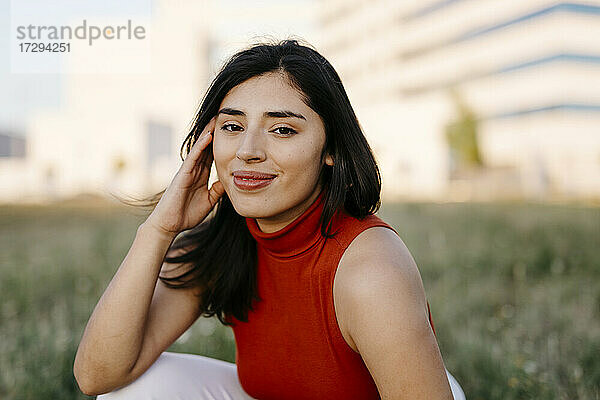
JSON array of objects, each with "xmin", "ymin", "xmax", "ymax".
[
  {"xmin": 0, "ymin": 0, "xmax": 154, "ymax": 136},
  {"xmin": 0, "ymin": 0, "xmax": 311, "ymax": 137}
]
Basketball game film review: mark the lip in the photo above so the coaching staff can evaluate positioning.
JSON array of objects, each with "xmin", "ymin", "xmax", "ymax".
[{"xmin": 232, "ymin": 170, "xmax": 277, "ymax": 191}]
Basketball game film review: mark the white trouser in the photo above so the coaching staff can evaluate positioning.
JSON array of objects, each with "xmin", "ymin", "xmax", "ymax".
[{"xmin": 96, "ymin": 351, "xmax": 466, "ymax": 400}]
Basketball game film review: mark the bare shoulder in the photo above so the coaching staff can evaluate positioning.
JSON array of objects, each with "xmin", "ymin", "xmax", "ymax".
[
  {"xmin": 343, "ymin": 225, "xmax": 410, "ymax": 262},
  {"xmin": 333, "ymin": 226, "xmax": 453, "ymax": 398},
  {"xmin": 333, "ymin": 226, "xmax": 429, "ymax": 351},
  {"xmin": 337, "ymin": 225, "xmax": 425, "ymax": 294}
]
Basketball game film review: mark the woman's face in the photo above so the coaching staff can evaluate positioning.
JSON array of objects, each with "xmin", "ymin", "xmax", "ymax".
[{"xmin": 213, "ymin": 72, "xmax": 333, "ymax": 233}]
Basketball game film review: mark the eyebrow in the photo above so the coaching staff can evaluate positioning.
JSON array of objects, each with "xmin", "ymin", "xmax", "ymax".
[{"xmin": 217, "ymin": 107, "xmax": 306, "ymax": 121}]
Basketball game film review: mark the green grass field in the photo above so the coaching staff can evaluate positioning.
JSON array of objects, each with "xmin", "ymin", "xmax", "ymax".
[{"xmin": 0, "ymin": 199, "xmax": 598, "ymax": 399}]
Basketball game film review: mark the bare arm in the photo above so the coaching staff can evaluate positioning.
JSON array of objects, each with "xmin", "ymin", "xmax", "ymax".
[
  {"xmin": 73, "ymin": 223, "xmax": 203, "ymax": 396},
  {"xmin": 335, "ymin": 227, "xmax": 453, "ymax": 399},
  {"xmin": 73, "ymin": 116, "xmax": 224, "ymax": 396}
]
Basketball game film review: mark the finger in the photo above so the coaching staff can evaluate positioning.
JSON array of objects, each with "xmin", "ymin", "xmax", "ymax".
[
  {"xmin": 183, "ymin": 130, "xmax": 212, "ymax": 171},
  {"xmin": 197, "ymin": 146, "xmax": 215, "ymax": 182},
  {"xmin": 185, "ymin": 116, "xmax": 217, "ymax": 162},
  {"xmin": 198, "ymin": 116, "xmax": 216, "ymax": 142},
  {"xmin": 180, "ymin": 116, "xmax": 217, "ymax": 177},
  {"xmin": 182, "ymin": 140, "xmax": 209, "ymax": 176},
  {"xmin": 206, "ymin": 115, "xmax": 217, "ymax": 133},
  {"xmin": 207, "ymin": 180, "xmax": 225, "ymax": 207}
]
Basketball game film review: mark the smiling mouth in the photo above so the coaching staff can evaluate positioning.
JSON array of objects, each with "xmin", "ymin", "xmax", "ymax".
[{"xmin": 232, "ymin": 175, "xmax": 276, "ymax": 190}]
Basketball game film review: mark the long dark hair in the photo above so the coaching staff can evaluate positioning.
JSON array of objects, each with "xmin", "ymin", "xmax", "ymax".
[{"xmin": 120, "ymin": 38, "xmax": 382, "ymax": 327}]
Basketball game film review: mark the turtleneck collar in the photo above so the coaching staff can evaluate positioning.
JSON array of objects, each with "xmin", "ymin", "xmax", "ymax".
[{"xmin": 245, "ymin": 189, "xmax": 327, "ymax": 258}]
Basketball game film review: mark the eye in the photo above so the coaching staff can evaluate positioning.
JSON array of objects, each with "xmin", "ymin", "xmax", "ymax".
[
  {"xmin": 272, "ymin": 126, "xmax": 298, "ymax": 136},
  {"xmin": 220, "ymin": 123, "xmax": 243, "ymax": 132}
]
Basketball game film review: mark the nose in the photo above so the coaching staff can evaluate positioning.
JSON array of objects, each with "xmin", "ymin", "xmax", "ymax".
[{"xmin": 235, "ymin": 128, "xmax": 266, "ymax": 163}]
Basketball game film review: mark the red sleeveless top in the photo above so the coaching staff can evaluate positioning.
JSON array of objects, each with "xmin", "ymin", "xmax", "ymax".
[{"xmin": 226, "ymin": 189, "xmax": 436, "ymax": 399}]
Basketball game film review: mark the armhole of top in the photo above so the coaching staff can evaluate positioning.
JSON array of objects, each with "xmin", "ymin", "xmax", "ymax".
[
  {"xmin": 333, "ymin": 215, "xmax": 399, "ymax": 249},
  {"xmin": 427, "ymin": 301, "xmax": 436, "ymax": 337}
]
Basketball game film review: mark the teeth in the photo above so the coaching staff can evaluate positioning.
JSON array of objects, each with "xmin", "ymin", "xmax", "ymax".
[{"xmin": 239, "ymin": 177, "xmax": 271, "ymax": 181}]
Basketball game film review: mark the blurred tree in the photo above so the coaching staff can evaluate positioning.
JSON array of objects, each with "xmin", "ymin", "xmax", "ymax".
[
  {"xmin": 112, "ymin": 155, "xmax": 127, "ymax": 175},
  {"xmin": 445, "ymin": 88, "xmax": 483, "ymax": 178}
]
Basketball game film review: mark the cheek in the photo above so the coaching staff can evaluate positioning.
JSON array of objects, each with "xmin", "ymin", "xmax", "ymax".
[
  {"xmin": 213, "ymin": 132, "xmax": 233, "ymax": 155},
  {"xmin": 212, "ymin": 138, "xmax": 230, "ymax": 176},
  {"xmin": 276, "ymin": 142, "xmax": 323, "ymax": 178}
]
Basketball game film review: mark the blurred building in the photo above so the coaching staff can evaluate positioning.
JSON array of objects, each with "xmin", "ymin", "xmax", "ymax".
[
  {"xmin": 2, "ymin": 0, "xmax": 599, "ymax": 204},
  {"xmin": 0, "ymin": 131, "xmax": 30, "ymax": 200},
  {"xmin": 0, "ymin": 132, "xmax": 26, "ymax": 158},
  {"xmin": 0, "ymin": 0, "xmax": 316, "ymax": 204},
  {"xmin": 315, "ymin": 0, "xmax": 600, "ymax": 201}
]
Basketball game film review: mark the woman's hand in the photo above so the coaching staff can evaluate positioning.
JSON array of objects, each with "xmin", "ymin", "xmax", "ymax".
[{"xmin": 144, "ymin": 116, "xmax": 225, "ymax": 238}]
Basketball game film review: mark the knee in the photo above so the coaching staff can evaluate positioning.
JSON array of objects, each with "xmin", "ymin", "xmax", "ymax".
[
  {"xmin": 95, "ymin": 352, "xmax": 240, "ymax": 399},
  {"xmin": 96, "ymin": 352, "xmax": 183, "ymax": 399}
]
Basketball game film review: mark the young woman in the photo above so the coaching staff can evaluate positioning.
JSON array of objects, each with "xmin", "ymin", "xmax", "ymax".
[{"xmin": 73, "ymin": 39, "xmax": 465, "ymax": 400}]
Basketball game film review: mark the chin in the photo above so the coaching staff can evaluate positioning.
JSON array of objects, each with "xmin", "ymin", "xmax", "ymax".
[{"xmin": 225, "ymin": 190, "xmax": 276, "ymax": 218}]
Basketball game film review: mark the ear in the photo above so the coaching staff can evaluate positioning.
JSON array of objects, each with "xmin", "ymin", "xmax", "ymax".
[{"xmin": 325, "ymin": 154, "xmax": 334, "ymax": 166}]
